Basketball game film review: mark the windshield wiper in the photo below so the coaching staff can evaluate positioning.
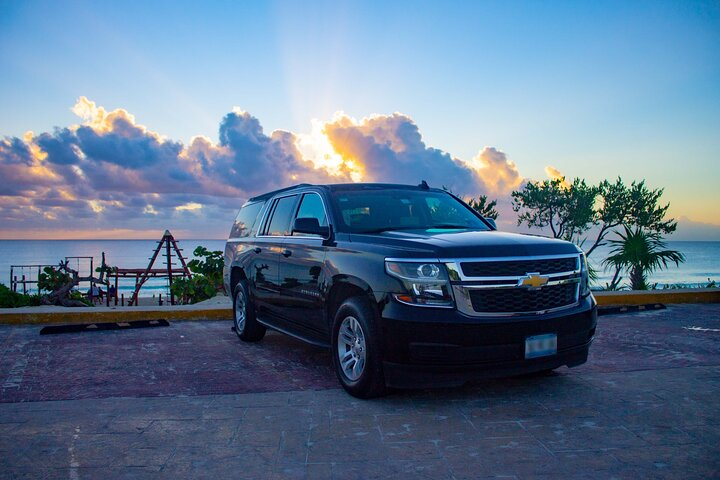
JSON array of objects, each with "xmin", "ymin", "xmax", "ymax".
[
  {"xmin": 427, "ymin": 224, "xmax": 470, "ymax": 229},
  {"xmin": 357, "ymin": 225, "xmax": 470, "ymax": 234},
  {"xmin": 356, "ymin": 226, "xmax": 426, "ymax": 234}
]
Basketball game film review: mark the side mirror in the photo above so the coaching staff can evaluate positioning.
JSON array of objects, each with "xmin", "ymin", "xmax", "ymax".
[
  {"xmin": 293, "ymin": 217, "xmax": 330, "ymax": 237},
  {"xmin": 484, "ymin": 217, "xmax": 497, "ymax": 230}
]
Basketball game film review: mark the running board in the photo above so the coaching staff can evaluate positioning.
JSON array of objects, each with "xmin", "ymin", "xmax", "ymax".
[{"xmin": 256, "ymin": 317, "xmax": 330, "ymax": 348}]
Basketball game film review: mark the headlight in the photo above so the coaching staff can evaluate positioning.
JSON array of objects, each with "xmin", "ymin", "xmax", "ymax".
[
  {"xmin": 385, "ymin": 260, "xmax": 454, "ymax": 307},
  {"xmin": 579, "ymin": 253, "xmax": 591, "ymax": 297}
]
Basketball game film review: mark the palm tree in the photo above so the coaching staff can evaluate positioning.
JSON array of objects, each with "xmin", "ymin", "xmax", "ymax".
[{"xmin": 603, "ymin": 225, "xmax": 685, "ymax": 290}]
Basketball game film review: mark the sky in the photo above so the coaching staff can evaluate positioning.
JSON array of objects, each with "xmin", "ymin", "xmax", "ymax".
[{"xmin": 0, "ymin": 0, "xmax": 718, "ymax": 240}]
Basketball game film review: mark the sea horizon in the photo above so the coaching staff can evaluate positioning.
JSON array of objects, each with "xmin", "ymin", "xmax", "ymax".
[{"xmin": 1, "ymin": 239, "xmax": 718, "ymax": 298}]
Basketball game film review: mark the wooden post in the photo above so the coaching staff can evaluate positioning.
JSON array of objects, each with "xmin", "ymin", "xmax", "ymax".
[
  {"xmin": 114, "ymin": 274, "xmax": 119, "ymax": 306},
  {"xmin": 159, "ymin": 293, "xmax": 163, "ymax": 306},
  {"xmin": 22, "ymin": 274, "xmax": 26, "ymax": 295},
  {"xmin": 166, "ymin": 235, "xmax": 175, "ymax": 305},
  {"xmin": 121, "ymin": 293, "xmax": 125, "ymax": 306}
]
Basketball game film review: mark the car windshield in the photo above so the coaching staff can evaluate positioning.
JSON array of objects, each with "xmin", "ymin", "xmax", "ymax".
[{"xmin": 330, "ymin": 189, "xmax": 491, "ymax": 234}]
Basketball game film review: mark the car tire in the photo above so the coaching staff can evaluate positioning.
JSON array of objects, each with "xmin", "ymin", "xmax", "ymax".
[
  {"xmin": 233, "ymin": 280, "xmax": 266, "ymax": 342},
  {"xmin": 331, "ymin": 296, "xmax": 386, "ymax": 398}
]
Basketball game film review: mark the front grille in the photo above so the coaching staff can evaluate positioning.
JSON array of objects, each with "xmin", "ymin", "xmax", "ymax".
[
  {"xmin": 469, "ymin": 283, "xmax": 578, "ymax": 313},
  {"xmin": 461, "ymin": 257, "xmax": 578, "ymax": 277}
]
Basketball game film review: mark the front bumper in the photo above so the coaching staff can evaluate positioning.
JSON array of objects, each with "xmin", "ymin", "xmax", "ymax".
[{"xmin": 378, "ymin": 295, "xmax": 597, "ymax": 388}]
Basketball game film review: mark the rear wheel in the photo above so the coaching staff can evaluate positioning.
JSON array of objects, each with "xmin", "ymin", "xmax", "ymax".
[
  {"xmin": 233, "ymin": 280, "xmax": 266, "ymax": 342},
  {"xmin": 331, "ymin": 297, "xmax": 386, "ymax": 398}
]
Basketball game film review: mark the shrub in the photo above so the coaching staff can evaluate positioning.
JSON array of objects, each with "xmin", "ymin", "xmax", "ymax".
[
  {"xmin": 38, "ymin": 266, "xmax": 71, "ymax": 293},
  {"xmin": 170, "ymin": 246, "xmax": 224, "ymax": 304},
  {"xmin": 0, "ymin": 284, "xmax": 42, "ymax": 308}
]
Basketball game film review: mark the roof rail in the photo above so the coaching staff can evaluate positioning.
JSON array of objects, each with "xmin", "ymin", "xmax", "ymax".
[{"xmin": 248, "ymin": 183, "xmax": 312, "ymax": 202}]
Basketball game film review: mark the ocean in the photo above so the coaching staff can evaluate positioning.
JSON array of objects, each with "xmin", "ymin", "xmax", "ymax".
[{"xmin": 0, "ymin": 240, "xmax": 717, "ymax": 296}]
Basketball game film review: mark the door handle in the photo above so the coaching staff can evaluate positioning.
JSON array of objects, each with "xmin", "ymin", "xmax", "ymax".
[
  {"xmin": 253, "ymin": 247, "xmax": 262, "ymax": 254},
  {"xmin": 282, "ymin": 249, "xmax": 292, "ymax": 258}
]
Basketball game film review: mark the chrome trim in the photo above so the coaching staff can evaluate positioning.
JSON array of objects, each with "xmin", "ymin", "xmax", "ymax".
[
  {"xmin": 385, "ymin": 257, "xmax": 442, "ymax": 263},
  {"xmin": 392, "ymin": 293, "xmax": 455, "ymax": 309},
  {"xmin": 255, "ymin": 196, "xmax": 278, "ymax": 236},
  {"xmin": 255, "ymin": 235, "xmax": 326, "ymax": 240},
  {"xmin": 439, "ymin": 253, "xmax": 581, "ymax": 263},
  {"xmin": 444, "ymin": 254, "xmax": 581, "ymax": 282},
  {"xmin": 461, "ymin": 277, "xmax": 581, "ymax": 290},
  {"xmin": 446, "ymin": 270, "xmax": 579, "ymax": 283},
  {"xmin": 256, "ymin": 190, "xmax": 332, "ymax": 239}
]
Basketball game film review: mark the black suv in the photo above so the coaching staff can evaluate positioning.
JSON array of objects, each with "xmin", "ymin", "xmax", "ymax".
[{"xmin": 223, "ymin": 183, "xmax": 597, "ymax": 398}]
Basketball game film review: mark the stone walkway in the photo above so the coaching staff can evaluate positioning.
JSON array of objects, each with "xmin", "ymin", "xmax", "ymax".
[{"xmin": 1, "ymin": 304, "xmax": 719, "ymax": 479}]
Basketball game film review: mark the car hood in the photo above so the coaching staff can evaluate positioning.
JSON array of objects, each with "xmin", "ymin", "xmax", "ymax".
[{"xmin": 347, "ymin": 229, "xmax": 580, "ymax": 259}]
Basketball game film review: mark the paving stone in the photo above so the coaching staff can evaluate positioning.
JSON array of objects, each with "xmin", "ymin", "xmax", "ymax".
[
  {"xmin": 269, "ymin": 462, "xmax": 333, "ymax": 480},
  {"xmin": 0, "ymin": 305, "xmax": 719, "ymax": 479},
  {"xmin": 378, "ymin": 413, "xmax": 476, "ymax": 442},
  {"xmin": 521, "ymin": 418, "xmax": 648, "ymax": 452},
  {"xmin": 331, "ymin": 459, "xmax": 454, "ymax": 480}
]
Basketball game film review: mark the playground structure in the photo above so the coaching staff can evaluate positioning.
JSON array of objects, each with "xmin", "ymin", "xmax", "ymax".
[
  {"xmin": 10, "ymin": 256, "xmax": 105, "ymax": 296},
  {"xmin": 9, "ymin": 231, "xmax": 192, "ymax": 306},
  {"xmin": 108, "ymin": 230, "xmax": 192, "ymax": 306}
]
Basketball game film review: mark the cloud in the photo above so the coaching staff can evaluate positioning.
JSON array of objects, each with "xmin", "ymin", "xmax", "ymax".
[
  {"xmin": 322, "ymin": 113, "xmax": 523, "ymax": 196},
  {"xmin": 544, "ymin": 165, "xmax": 571, "ymax": 187},
  {"xmin": 670, "ymin": 217, "xmax": 720, "ymax": 241},
  {"xmin": 0, "ymin": 98, "xmax": 528, "ymax": 238}
]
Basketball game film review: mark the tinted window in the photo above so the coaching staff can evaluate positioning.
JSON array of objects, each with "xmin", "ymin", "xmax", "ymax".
[
  {"xmin": 266, "ymin": 195, "xmax": 297, "ymax": 236},
  {"xmin": 293, "ymin": 193, "xmax": 327, "ymax": 236},
  {"xmin": 331, "ymin": 189, "xmax": 490, "ymax": 233},
  {"xmin": 230, "ymin": 201, "xmax": 265, "ymax": 238}
]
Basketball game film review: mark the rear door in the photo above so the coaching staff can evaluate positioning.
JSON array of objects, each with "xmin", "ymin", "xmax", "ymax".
[
  {"xmin": 276, "ymin": 191, "xmax": 330, "ymax": 337},
  {"xmin": 251, "ymin": 194, "xmax": 299, "ymax": 320}
]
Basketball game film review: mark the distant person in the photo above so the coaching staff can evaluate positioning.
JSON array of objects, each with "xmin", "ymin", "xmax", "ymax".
[
  {"xmin": 90, "ymin": 285, "xmax": 100, "ymax": 304},
  {"xmin": 108, "ymin": 285, "xmax": 116, "ymax": 299}
]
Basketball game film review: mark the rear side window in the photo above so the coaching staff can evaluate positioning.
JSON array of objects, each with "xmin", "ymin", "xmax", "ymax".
[
  {"xmin": 230, "ymin": 201, "xmax": 265, "ymax": 238},
  {"xmin": 293, "ymin": 193, "xmax": 328, "ymax": 236},
  {"xmin": 266, "ymin": 195, "xmax": 298, "ymax": 236}
]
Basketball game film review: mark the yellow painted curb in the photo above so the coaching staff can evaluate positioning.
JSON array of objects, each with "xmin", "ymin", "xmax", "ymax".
[
  {"xmin": 0, "ymin": 307, "xmax": 232, "ymax": 326},
  {"xmin": 1, "ymin": 288, "xmax": 718, "ymax": 325},
  {"xmin": 594, "ymin": 288, "xmax": 720, "ymax": 306}
]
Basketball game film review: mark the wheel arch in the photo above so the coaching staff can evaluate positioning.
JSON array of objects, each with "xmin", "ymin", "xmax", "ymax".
[
  {"xmin": 326, "ymin": 276, "xmax": 381, "ymax": 327},
  {"xmin": 230, "ymin": 266, "xmax": 248, "ymax": 292}
]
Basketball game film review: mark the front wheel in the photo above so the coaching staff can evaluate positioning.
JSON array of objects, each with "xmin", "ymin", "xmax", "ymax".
[
  {"xmin": 331, "ymin": 297, "xmax": 386, "ymax": 398},
  {"xmin": 233, "ymin": 281, "xmax": 266, "ymax": 342}
]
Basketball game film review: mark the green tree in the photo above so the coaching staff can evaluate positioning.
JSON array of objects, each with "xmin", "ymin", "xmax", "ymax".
[
  {"xmin": 586, "ymin": 178, "xmax": 677, "ymax": 257},
  {"xmin": 511, "ymin": 177, "xmax": 597, "ymax": 242},
  {"xmin": 512, "ymin": 177, "xmax": 678, "ymax": 258},
  {"xmin": 467, "ymin": 195, "xmax": 499, "ymax": 220},
  {"xmin": 602, "ymin": 225, "xmax": 685, "ymax": 290},
  {"xmin": 442, "ymin": 186, "xmax": 499, "ymax": 220},
  {"xmin": 38, "ymin": 262, "xmax": 90, "ymax": 307}
]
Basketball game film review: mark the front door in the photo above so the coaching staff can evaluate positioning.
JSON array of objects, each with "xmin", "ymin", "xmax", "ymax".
[{"xmin": 277, "ymin": 192, "xmax": 329, "ymax": 337}]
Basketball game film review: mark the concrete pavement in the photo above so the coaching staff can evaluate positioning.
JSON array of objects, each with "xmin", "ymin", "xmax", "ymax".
[{"xmin": 1, "ymin": 304, "xmax": 719, "ymax": 479}]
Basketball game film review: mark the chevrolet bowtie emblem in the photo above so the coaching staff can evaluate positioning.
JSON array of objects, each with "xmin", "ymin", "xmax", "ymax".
[{"xmin": 518, "ymin": 273, "xmax": 549, "ymax": 289}]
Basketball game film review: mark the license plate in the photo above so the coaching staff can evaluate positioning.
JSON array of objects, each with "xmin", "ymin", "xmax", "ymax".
[{"xmin": 525, "ymin": 333, "xmax": 557, "ymax": 359}]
